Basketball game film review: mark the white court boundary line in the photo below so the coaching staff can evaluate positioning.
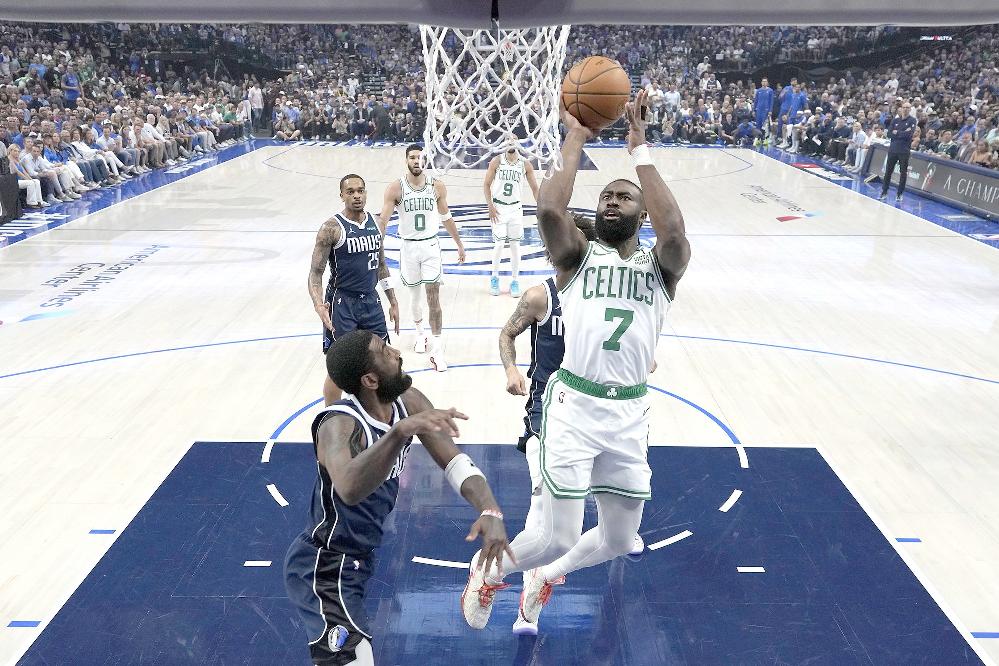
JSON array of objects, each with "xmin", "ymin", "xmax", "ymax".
[
  {"xmin": 737, "ymin": 566, "xmax": 766, "ymax": 573},
  {"xmin": 647, "ymin": 530, "xmax": 693, "ymax": 551},
  {"xmin": 719, "ymin": 489, "xmax": 743, "ymax": 512},
  {"xmin": 261, "ymin": 440, "xmax": 275, "ymax": 463},
  {"xmin": 266, "ymin": 483, "xmax": 289, "ymax": 507},
  {"xmin": 412, "ymin": 556, "xmax": 470, "ymax": 569},
  {"xmin": 815, "ymin": 443, "xmax": 997, "ymax": 666}
]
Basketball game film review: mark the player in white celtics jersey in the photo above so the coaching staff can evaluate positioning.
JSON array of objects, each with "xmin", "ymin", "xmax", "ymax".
[
  {"xmin": 378, "ymin": 144, "xmax": 466, "ymax": 372},
  {"xmin": 483, "ymin": 134, "xmax": 540, "ymax": 298},
  {"xmin": 463, "ymin": 90, "xmax": 691, "ymax": 631}
]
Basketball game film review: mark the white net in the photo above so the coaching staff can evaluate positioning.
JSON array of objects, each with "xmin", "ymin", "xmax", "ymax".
[{"xmin": 419, "ymin": 24, "xmax": 571, "ymax": 173}]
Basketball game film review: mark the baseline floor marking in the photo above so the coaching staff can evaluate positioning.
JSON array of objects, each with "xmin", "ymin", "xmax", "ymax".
[
  {"xmin": 412, "ymin": 556, "xmax": 471, "ymax": 569},
  {"xmin": 718, "ymin": 489, "xmax": 743, "ymax": 513},
  {"xmin": 0, "ymin": 140, "xmax": 270, "ymax": 250},
  {"xmin": 243, "ymin": 560, "xmax": 272, "ymax": 567},
  {"xmin": 756, "ymin": 148, "xmax": 999, "ymax": 250},
  {"xmin": 647, "ymin": 530, "xmax": 693, "ymax": 551},
  {"xmin": 737, "ymin": 566, "xmax": 766, "ymax": 573},
  {"xmin": 266, "ymin": 484, "xmax": 289, "ymax": 507}
]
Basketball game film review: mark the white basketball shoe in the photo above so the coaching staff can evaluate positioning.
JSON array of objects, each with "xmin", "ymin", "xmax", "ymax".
[
  {"xmin": 461, "ymin": 550, "xmax": 509, "ymax": 630},
  {"xmin": 625, "ymin": 534, "xmax": 645, "ymax": 561},
  {"xmin": 519, "ymin": 568, "xmax": 564, "ymax": 624},
  {"xmin": 429, "ymin": 338, "xmax": 447, "ymax": 372}
]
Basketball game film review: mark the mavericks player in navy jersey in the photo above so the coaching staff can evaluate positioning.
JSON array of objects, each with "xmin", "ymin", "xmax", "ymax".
[
  {"xmin": 285, "ymin": 330, "xmax": 513, "ymax": 665},
  {"xmin": 309, "ymin": 174, "xmax": 400, "ymax": 405},
  {"xmin": 498, "ymin": 214, "xmax": 642, "ymax": 636}
]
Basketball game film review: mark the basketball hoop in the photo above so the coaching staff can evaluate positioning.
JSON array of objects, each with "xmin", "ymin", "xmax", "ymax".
[{"xmin": 419, "ymin": 24, "xmax": 571, "ymax": 173}]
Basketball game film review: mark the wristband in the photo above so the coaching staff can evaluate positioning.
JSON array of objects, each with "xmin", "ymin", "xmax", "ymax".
[
  {"xmin": 441, "ymin": 211, "xmax": 454, "ymax": 222},
  {"xmin": 631, "ymin": 143, "xmax": 654, "ymax": 167},
  {"xmin": 378, "ymin": 277, "xmax": 393, "ymax": 291},
  {"xmin": 480, "ymin": 509, "xmax": 504, "ymax": 521},
  {"xmin": 444, "ymin": 453, "xmax": 486, "ymax": 495}
]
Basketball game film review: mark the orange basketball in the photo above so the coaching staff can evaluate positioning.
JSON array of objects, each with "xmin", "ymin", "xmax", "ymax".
[{"xmin": 561, "ymin": 56, "xmax": 632, "ymax": 130}]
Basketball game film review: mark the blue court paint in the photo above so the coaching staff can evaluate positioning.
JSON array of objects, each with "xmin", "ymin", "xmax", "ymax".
[
  {"xmin": 8, "ymin": 621, "xmax": 41, "ymax": 628},
  {"xmin": 5, "ymin": 328, "xmax": 999, "ymax": 389},
  {"xmin": 895, "ymin": 537, "xmax": 922, "ymax": 543},
  {"xmin": 16, "ymin": 443, "xmax": 983, "ymax": 665},
  {"xmin": 971, "ymin": 632, "xmax": 999, "ymax": 638},
  {"xmin": 266, "ymin": 364, "xmax": 741, "ymax": 447},
  {"xmin": 88, "ymin": 529, "xmax": 116, "ymax": 535}
]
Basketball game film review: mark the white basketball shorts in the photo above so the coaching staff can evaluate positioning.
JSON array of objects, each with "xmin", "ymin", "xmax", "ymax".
[
  {"xmin": 537, "ymin": 370, "xmax": 652, "ymax": 500},
  {"xmin": 492, "ymin": 205, "xmax": 524, "ymax": 242},
  {"xmin": 399, "ymin": 237, "xmax": 442, "ymax": 286}
]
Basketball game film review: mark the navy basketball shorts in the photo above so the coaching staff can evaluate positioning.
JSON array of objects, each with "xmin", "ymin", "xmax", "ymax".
[
  {"xmin": 516, "ymin": 380, "xmax": 546, "ymax": 454},
  {"xmin": 285, "ymin": 533, "xmax": 374, "ymax": 666},
  {"xmin": 322, "ymin": 289, "xmax": 389, "ymax": 353}
]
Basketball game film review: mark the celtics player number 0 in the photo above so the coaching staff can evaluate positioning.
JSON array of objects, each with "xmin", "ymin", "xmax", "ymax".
[
  {"xmin": 414, "ymin": 213, "xmax": 425, "ymax": 232},
  {"xmin": 602, "ymin": 307, "xmax": 634, "ymax": 351}
]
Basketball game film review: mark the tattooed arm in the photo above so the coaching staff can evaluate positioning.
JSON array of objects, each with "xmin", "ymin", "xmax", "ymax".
[
  {"xmin": 308, "ymin": 218, "xmax": 342, "ymax": 333},
  {"xmin": 498, "ymin": 284, "xmax": 548, "ymax": 396},
  {"xmin": 316, "ymin": 413, "xmax": 412, "ymax": 505},
  {"xmin": 318, "ymin": 393, "xmax": 475, "ymax": 506}
]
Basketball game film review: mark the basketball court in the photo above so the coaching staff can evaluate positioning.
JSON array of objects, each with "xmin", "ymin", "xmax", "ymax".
[{"xmin": 1, "ymin": 137, "xmax": 998, "ymax": 664}]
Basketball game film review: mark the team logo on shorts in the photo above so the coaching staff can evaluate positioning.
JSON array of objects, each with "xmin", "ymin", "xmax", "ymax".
[{"xmin": 329, "ymin": 625, "xmax": 349, "ymax": 652}]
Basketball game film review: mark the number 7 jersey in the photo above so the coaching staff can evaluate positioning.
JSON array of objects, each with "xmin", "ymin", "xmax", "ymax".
[
  {"xmin": 397, "ymin": 175, "xmax": 441, "ymax": 241},
  {"xmin": 559, "ymin": 241, "xmax": 671, "ymax": 387}
]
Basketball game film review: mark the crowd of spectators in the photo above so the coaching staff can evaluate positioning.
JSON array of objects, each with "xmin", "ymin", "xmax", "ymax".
[{"xmin": 1, "ymin": 20, "xmax": 997, "ymax": 222}]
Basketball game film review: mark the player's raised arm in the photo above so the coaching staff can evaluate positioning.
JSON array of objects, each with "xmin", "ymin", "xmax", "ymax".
[
  {"xmin": 436, "ymin": 179, "xmax": 465, "ymax": 263},
  {"xmin": 537, "ymin": 110, "xmax": 593, "ymax": 276},
  {"xmin": 401, "ymin": 387, "xmax": 514, "ymax": 573},
  {"xmin": 626, "ymin": 90, "xmax": 691, "ymax": 294},
  {"xmin": 308, "ymin": 219, "xmax": 341, "ymax": 332},
  {"xmin": 377, "ymin": 180, "xmax": 401, "ymax": 236},
  {"xmin": 498, "ymin": 285, "xmax": 546, "ymax": 396}
]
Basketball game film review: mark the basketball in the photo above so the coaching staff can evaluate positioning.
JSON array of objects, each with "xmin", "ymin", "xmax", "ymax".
[{"xmin": 561, "ymin": 56, "xmax": 632, "ymax": 130}]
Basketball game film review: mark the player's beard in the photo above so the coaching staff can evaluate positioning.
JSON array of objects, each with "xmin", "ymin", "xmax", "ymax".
[
  {"xmin": 408, "ymin": 163, "xmax": 422, "ymax": 177},
  {"xmin": 595, "ymin": 209, "xmax": 641, "ymax": 244},
  {"xmin": 376, "ymin": 369, "xmax": 413, "ymax": 403}
]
